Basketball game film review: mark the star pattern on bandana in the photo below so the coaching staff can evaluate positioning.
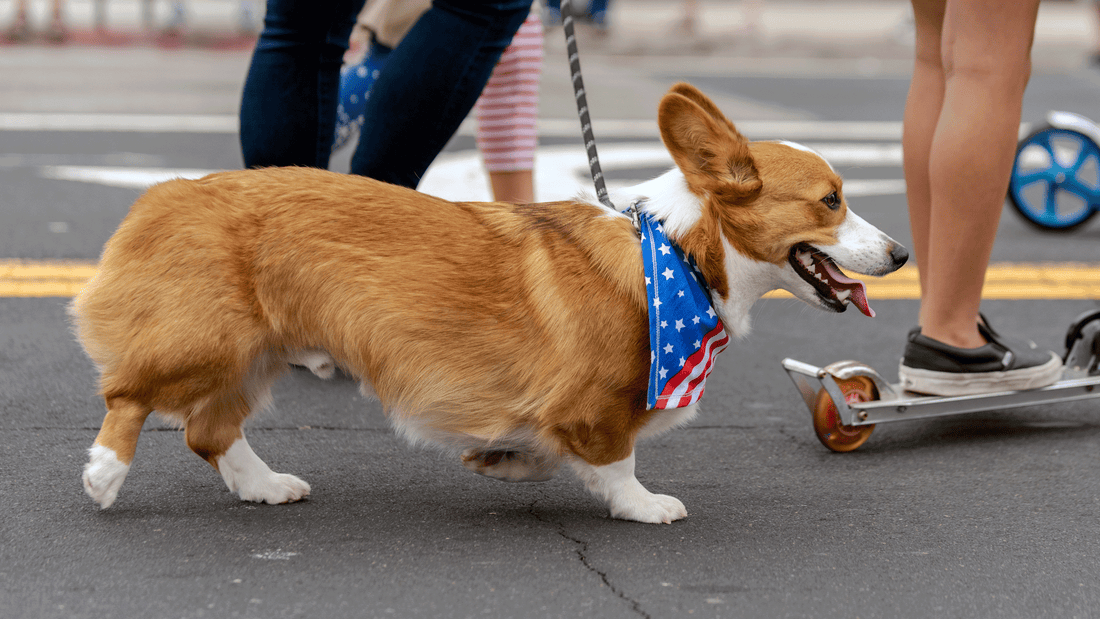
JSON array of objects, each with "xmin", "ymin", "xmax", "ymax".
[{"xmin": 628, "ymin": 206, "xmax": 730, "ymax": 410}]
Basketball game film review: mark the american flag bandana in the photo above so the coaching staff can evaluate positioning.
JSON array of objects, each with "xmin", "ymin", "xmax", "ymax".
[{"xmin": 631, "ymin": 207, "xmax": 730, "ymax": 410}]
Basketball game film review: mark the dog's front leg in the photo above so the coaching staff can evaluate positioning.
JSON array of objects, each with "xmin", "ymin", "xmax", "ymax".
[{"xmin": 570, "ymin": 451, "xmax": 686, "ymax": 524}]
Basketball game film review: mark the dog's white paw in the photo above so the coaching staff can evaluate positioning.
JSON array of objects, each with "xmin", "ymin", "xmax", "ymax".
[
  {"xmin": 218, "ymin": 438, "xmax": 310, "ymax": 504},
  {"xmin": 234, "ymin": 473, "xmax": 311, "ymax": 504},
  {"xmin": 608, "ymin": 491, "xmax": 687, "ymax": 524},
  {"xmin": 82, "ymin": 444, "xmax": 130, "ymax": 509},
  {"xmin": 461, "ymin": 449, "xmax": 560, "ymax": 482},
  {"xmin": 572, "ymin": 453, "xmax": 687, "ymax": 524}
]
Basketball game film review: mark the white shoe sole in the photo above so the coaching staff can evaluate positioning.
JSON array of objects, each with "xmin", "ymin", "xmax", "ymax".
[{"xmin": 898, "ymin": 352, "xmax": 1063, "ymax": 397}]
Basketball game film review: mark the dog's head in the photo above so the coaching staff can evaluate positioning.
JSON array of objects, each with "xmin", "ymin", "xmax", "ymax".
[{"xmin": 651, "ymin": 83, "xmax": 907, "ymax": 323}]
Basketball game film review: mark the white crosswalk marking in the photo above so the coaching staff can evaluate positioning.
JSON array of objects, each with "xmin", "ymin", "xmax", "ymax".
[
  {"xmin": 39, "ymin": 165, "xmax": 216, "ymax": 189},
  {"xmin": 0, "ymin": 113, "xmax": 238, "ymax": 133},
  {"xmin": 1, "ymin": 113, "xmax": 918, "ymax": 140},
  {"xmin": 17, "ymin": 117, "xmax": 909, "ymax": 202},
  {"xmin": 32, "ymin": 142, "xmax": 906, "ymax": 201},
  {"xmin": 420, "ymin": 143, "xmax": 903, "ymax": 203}
]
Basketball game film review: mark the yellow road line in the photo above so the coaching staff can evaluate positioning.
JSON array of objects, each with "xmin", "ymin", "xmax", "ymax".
[
  {"xmin": 2, "ymin": 261, "xmax": 1099, "ymax": 299},
  {"xmin": 0, "ymin": 261, "xmax": 98, "ymax": 297},
  {"xmin": 768, "ymin": 263, "xmax": 1100, "ymax": 300}
]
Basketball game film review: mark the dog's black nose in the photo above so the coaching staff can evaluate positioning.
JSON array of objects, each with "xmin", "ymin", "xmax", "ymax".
[{"xmin": 891, "ymin": 244, "xmax": 909, "ymax": 268}]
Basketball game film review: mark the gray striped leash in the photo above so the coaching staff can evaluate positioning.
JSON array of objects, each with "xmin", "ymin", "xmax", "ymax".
[{"xmin": 560, "ymin": 0, "xmax": 617, "ymax": 212}]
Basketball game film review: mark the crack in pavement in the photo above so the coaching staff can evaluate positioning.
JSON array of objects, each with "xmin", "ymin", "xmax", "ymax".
[{"xmin": 528, "ymin": 494, "xmax": 652, "ymax": 619}]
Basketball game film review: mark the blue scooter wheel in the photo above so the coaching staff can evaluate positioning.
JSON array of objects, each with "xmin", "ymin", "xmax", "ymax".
[{"xmin": 1008, "ymin": 125, "xmax": 1100, "ymax": 232}]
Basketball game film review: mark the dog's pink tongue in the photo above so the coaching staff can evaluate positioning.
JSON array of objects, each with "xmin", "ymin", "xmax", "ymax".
[{"xmin": 821, "ymin": 261, "xmax": 875, "ymax": 318}]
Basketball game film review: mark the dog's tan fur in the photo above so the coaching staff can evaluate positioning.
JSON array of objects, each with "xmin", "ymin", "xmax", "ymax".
[
  {"xmin": 72, "ymin": 168, "xmax": 659, "ymax": 464},
  {"xmin": 72, "ymin": 84, "xmax": 904, "ymax": 521}
]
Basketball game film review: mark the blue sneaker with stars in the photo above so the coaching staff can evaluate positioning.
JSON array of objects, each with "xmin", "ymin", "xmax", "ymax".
[{"xmin": 333, "ymin": 42, "xmax": 391, "ymax": 152}]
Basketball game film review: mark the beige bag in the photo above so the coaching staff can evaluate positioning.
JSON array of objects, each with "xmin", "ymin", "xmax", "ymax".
[{"xmin": 359, "ymin": 0, "xmax": 432, "ymax": 49}]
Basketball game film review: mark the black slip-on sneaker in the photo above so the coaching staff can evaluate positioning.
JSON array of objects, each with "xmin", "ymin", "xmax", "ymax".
[{"xmin": 898, "ymin": 319, "xmax": 1062, "ymax": 396}]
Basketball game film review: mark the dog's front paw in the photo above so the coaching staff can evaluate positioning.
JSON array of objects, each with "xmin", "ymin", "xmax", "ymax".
[
  {"xmin": 82, "ymin": 444, "xmax": 130, "ymax": 509},
  {"xmin": 235, "ymin": 473, "xmax": 311, "ymax": 504},
  {"xmin": 609, "ymin": 491, "xmax": 687, "ymax": 524},
  {"xmin": 218, "ymin": 438, "xmax": 311, "ymax": 504}
]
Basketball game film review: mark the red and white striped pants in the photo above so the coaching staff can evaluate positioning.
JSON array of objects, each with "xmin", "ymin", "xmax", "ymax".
[{"xmin": 475, "ymin": 12, "xmax": 544, "ymax": 173}]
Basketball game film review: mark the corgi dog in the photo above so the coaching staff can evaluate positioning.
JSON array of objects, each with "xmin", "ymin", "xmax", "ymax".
[{"xmin": 71, "ymin": 83, "xmax": 907, "ymax": 524}]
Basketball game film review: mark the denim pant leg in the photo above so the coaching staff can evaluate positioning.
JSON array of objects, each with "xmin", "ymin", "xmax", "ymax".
[
  {"xmin": 239, "ymin": 0, "xmax": 365, "ymax": 169},
  {"xmin": 349, "ymin": 0, "xmax": 535, "ymax": 188}
]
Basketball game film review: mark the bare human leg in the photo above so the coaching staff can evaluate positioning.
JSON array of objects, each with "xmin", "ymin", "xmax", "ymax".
[{"xmin": 904, "ymin": 0, "xmax": 1040, "ymax": 349}]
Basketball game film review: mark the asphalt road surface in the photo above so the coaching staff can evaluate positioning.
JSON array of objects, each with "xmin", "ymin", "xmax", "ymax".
[{"xmin": 4, "ymin": 33, "xmax": 1100, "ymax": 619}]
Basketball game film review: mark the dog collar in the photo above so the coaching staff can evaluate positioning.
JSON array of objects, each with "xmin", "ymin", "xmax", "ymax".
[{"xmin": 628, "ymin": 203, "xmax": 730, "ymax": 410}]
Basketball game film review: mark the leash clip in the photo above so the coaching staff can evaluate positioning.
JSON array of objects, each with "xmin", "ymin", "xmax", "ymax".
[{"xmin": 626, "ymin": 199, "xmax": 644, "ymax": 236}]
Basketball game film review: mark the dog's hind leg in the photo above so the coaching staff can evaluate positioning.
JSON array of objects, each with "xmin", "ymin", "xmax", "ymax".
[
  {"xmin": 83, "ymin": 397, "xmax": 154, "ymax": 508},
  {"xmin": 460, "ymin": 449, "xmax": 561, "ymax": 482},
  {"xmin": 184, "ymin": 388, "xmax": 310, "ymax": 505}
]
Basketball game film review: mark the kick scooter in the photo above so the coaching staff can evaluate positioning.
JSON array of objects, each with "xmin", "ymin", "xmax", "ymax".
[{"xmin": 782, "ymin": 310, "xmax": 1100, "ymax": 452}]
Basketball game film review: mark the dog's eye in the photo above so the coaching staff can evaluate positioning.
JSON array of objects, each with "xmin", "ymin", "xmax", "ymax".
[{"xmin": 821, "ymin": 192, "xmax": 840, "ymax": 210}]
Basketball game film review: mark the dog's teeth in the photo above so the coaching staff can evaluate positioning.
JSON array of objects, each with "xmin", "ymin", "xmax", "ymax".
[
  {"xmin": 837, "ymin": 289, "xmax": 851, "ymax": 302},
  {"xmin": 799, "ymin": 253, "xmax": 813, "ymax": 268}
]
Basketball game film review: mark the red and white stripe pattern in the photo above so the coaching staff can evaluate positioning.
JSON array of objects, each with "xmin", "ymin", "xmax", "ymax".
[
  {"xmin": 475, "ymin": 12, "xmax": 543, "ymax": 173},
  {"xmin": 654, "ymin": 323, "xmax": 730, "ymax": 409}
]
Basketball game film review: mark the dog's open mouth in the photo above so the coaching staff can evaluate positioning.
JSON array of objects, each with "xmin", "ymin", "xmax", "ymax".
[{"xmin": 788, "ymin": 243, "xmax": 874, "ymax": 317}]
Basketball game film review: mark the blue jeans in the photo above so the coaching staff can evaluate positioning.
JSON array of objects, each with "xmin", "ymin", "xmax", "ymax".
[
  {"xmin": 239, "ymin": 0, "xmax": 363, "ymax": 169},
  {"xmin": 240, "ymin": 0, "xmax": 534, "ymax": 189}
]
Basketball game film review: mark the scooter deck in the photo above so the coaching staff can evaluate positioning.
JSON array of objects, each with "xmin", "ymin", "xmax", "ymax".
[{"xmin": 782, "ymin": 357, "xmax": 1100, "ymax": 428}]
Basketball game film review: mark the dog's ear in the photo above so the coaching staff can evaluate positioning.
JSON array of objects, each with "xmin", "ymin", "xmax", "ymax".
[
  {"xmin": 666, "ymin": 82, "xmax": 740, "ymax": 135},
  {"xmin": 658, "ymin": 87, "xmax": 761, "ymax": 200}
]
